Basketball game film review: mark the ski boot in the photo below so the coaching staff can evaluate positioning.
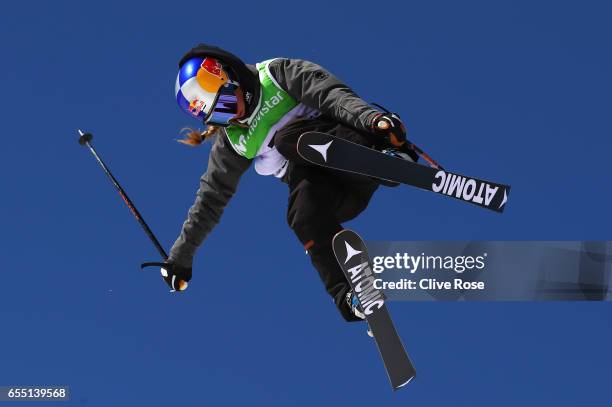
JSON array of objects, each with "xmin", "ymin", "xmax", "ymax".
[{"xmin": 346, "ymin": 290, "xmax": 373, "ymax": 337}]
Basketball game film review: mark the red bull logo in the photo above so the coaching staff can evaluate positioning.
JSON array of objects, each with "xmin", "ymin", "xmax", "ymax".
[
  {"xmin": 196, "ymin": 57, "xmax": 228, "ymax": 92},
  {"xmin": 202, "ymin": 58, "xmax": 223, "ymax": 76},
  {"xmin": 188, "ymin": 99, "xmax": 206, "ymax": 116}
]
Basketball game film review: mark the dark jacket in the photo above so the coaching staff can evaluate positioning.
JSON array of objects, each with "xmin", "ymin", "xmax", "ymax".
[{"xmin": 169, "ymin": 51, "xmax": 382, "ymax": 267}]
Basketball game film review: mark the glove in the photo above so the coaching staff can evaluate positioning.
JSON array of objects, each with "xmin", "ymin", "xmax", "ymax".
[
  {"xmin": 160, "ymin": 262, "xmax": 192, "ymax": 292},
  {"xmin": 371, "ymin": 112, "xmax": 407, "ymax": 147},
  {"xmin": 141, "ymin": 261, "xmax": 192, "ymax": 292}
]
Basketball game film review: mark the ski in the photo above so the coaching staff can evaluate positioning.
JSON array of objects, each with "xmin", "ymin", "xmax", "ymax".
[
  {"xmin": 297, "ymin": 132, "xmax": 510, "ymax": 213},
  {"xmin": 332, "ymin": 229, "xmax": 416, "ymax": 390}
]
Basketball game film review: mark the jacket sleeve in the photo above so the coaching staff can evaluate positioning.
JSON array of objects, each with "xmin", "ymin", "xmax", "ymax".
[
  {"xmin": 267, "ymin": 58, "xmax": 380, "ymax": 132},
  {"xmin": 168, "ymin": 133, "xmax": 251, "ymax": 267}
]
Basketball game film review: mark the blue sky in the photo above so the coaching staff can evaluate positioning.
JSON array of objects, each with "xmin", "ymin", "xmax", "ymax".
[{"xmin": 1, "ymin": 0, "xmax": 611, "ymax": 405}]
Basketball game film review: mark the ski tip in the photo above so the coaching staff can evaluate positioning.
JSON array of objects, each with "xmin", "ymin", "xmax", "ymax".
[
  {"xmin": 332, "ymin": 229, "xmax": 354, "ymax": 246},
  {"xmin": 393, "ymin": 374, "xmax": 416, "ymax": 391},
  {"xmin": 333, "ymin": 228, "xmax": 354, "ymax": 239}
]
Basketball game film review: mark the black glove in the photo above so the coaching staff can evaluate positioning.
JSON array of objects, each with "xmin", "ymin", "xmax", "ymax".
[
  {"xmin": 371, "ymin": 112, "xmax": 407, "ymax": 147},
  {"xmin": 141, "ymin": 261, "xmax": 192, "ymax": 292},
  {"xmin": 161, "ymin": 262, "xmax": 192, "ymax": 292}
]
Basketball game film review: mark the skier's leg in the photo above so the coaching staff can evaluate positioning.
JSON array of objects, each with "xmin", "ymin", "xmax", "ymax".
[
  {"xmin": 285, "ymin": 169, "xmax": 378, "ymax": 322},
  {"xmin": 278, "ymin": 117, "xmax": 382, "ymax": 321},
  {"xmin": 278, "ymin": 118, "xmax": 380, "ymax": 222},
  {"xmin": 285, "ymin": 164, "xmax": 363, "ymax": 322},
  {"xmin": 275, "ymin": 115, "xmax": 381, "ymax": 163}
]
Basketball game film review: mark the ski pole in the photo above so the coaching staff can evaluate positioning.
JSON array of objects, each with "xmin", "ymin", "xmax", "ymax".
[
  {"xmin": 400, "ymin": 141, "xmax": 444, "ymax": 170},
  {"xmin": 77, "ymin": 130, "xmax": 168, "ymax": 260}
]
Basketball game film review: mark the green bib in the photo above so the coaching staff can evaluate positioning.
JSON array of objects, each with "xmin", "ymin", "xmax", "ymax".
[{"xmin": 225, "ymin": 59, "xmax": 299, "ymax": 159}]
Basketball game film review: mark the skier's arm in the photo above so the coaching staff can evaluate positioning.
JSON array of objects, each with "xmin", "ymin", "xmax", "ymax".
[
  {"xmin": 168, "ymin": 133, "xmax": 251, "ymax": 267},
  {"xmin": 268, "ymin": 58, "xmax": 380, "ymax": 132}
]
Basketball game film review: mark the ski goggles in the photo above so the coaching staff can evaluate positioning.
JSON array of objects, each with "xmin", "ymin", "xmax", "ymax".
[{"xmin": 203, "ymin": 80, "xmax": 240, "ymax": 127}]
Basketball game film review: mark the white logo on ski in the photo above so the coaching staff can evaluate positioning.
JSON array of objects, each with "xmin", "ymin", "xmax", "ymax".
[
  {"xmin": 431, "ymin": 170, "xmax": 500, "ymax": 207},
  {"xmin": 344, "ymin": 241, "xmax": 362, "ymax": 264},
  {"xmin": 499, "ymin": 189, "xmax": 508, "ymax": 209},
  {"xmin": 307, "ymin": 141, "xmax": 333, "ymax": 162}
]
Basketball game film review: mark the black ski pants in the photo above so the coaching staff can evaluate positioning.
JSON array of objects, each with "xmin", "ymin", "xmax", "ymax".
[{"xmin": 274, "ymin": 116, "xmax": 382, "ymax": 322}]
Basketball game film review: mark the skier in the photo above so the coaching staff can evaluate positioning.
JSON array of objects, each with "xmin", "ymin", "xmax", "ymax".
[{"xmin": 162, "ymin": 43, "xmax": 417, "ymax": 323}]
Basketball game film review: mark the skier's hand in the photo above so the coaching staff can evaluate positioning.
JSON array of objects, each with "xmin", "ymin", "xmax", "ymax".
[
  {"xmin": 159, "ymin": 262, "xmax": 192, "ymax": 292},
  {"xmin": 372, "ymin": 113, "xmax": 407, "ymax": 147}
]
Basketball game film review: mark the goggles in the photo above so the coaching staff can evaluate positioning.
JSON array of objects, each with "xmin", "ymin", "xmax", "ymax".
[{"xmin": 203, "ymin": 80, "xmax": 240, "ymax": 127}]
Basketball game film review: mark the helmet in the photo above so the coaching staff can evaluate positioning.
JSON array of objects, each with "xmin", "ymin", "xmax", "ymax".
[{"xmin": 175, "ymin": 56, "xmax": 240, "ymax": 127}]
